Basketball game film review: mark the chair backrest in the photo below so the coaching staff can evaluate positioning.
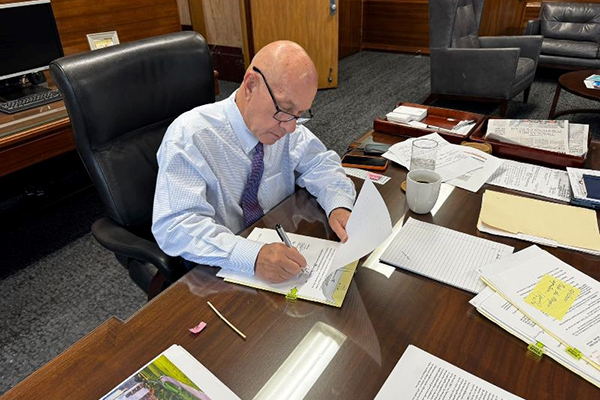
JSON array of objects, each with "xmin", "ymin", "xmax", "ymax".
[
  {"xmin": 429, "ymin": 0, "xmax": 485, "ymax": 49},
  {"xmin": 540, "ymin": 2, "xmax": 600, "ymax": 43},
  {"xmin": 51, "ymin": 32, "xmax": 215, "ymax": 230}
]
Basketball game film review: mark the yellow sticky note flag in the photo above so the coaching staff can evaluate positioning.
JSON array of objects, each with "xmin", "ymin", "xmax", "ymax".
[{"xmin": 525, "ymin": 274, "xmax": 580, "ymax": 320}]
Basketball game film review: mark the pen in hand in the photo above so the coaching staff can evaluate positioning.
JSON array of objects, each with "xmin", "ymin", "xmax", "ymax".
[{"xmin": 275, "ymin": 224, "xmax": 293, "ymax": 247}]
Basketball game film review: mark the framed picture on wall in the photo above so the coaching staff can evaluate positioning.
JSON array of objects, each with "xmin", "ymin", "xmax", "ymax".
[{"xmin": 87, "ymin": 31, "xmax": 120, "ymax": 50}]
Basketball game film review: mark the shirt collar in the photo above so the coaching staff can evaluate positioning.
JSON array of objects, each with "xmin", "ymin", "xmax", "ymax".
[{"xmin": 224, "ymin": 90, "xmax": 259, "ymax": 155}]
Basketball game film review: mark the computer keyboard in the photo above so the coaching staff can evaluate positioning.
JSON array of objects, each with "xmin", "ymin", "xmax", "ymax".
[{"xmin": 0, "ymin": 89, "xmax": 62, "ymax": 114}]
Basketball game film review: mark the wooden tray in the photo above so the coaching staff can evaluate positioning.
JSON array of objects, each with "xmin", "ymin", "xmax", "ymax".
[
  {"xmin": 469, "ymin": 116, "xmax": 589, "ymax": 168},
  {"xmin": 372, "ymin": 102, "xmax": 485, "ymax": 144}
]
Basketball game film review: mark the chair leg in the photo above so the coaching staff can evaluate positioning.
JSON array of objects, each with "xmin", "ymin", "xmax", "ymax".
[
  {"xmin": 523, "ymin": 85, "xmax": 531, "ymax": 103},
  {"xmin": 148, "ymin": 272, "xmax": 166, "ymax": 301},
  {"xmin": 499, "ymin": 100, "xmax": 508, "ymax": 117}
]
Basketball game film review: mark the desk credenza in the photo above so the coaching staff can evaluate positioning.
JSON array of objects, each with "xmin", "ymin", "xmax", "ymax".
[{"xmin": 2, "ymin": 132, "xmax": 599, "ymax": 400}]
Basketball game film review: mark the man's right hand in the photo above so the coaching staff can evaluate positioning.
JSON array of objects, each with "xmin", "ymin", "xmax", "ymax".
[{"xmin": 255, "ymin": 243, "xmax": 307, "ymax": 283}]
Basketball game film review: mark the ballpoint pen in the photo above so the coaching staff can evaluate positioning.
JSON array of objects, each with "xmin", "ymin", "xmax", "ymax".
[{"xmin": 275, "ymin": 224, "xmax": 311, "ymax": 286}]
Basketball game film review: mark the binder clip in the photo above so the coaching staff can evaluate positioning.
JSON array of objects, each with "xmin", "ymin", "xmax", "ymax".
[
  {"xmin": 527, "ymin": 341, "xmax": 544, "ymax": 358},
  {"xmin": 285, "ymin": 287, "xmax": 299, "ymax": 303}
]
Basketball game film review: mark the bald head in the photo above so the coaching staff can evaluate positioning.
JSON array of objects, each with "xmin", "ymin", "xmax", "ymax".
[{"xmin": 249, "ymin": 41, "xmax": 318, "ymax": 92}]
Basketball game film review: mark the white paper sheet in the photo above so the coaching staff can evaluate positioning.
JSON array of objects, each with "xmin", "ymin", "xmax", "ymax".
[
  {"xmin": 487, "ymin": 159, "xmax": 571, "ymax": 202},
  {"xmin": 447, "ymin": 147, "xmax": 504, "ymax": 192},
  {"xmin": 486, "ymin": 119, "xmax": 570, "ymax": 154},
  {"xmin": 385, "ymin": 133, "xmax": 483, "ymax": 181},
  {"xmin": 379, "ymin": 218, "xmax": 513, "ymax": 293},
  {"xmin": 374, "ymin": 345, "xmax": 524, "ymax": 400},
  {"xmin": 343, "ymin": 167, "xmax": 391, "ymax": 185},
  {"xmin": 327, "ymin": 178, "xmax": 392, "ymax": 275},
  {"xmin": 568, "ymin": 123, "xmax": 589, "ymax": 157},
  {"xmin": 480, "ymin": 246, "xmax": 600, "ymax": 367}
]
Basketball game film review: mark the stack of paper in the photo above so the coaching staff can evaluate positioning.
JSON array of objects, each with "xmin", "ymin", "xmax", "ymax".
[
  {"xmin": 478, "ymin": 190, "xmax": 600, "ymax": 256},
  {"xmin": 584, "ymin": 74, "xmax": 600, "ymax": 90},
  {"xmin": 567, "ymin": 167, "xmax": 600, "ymax": 209},
  {"xmin": 374, "ymin": 345, "xmax": 524, "ymax": 399},
  {"xmin": 100, "ymin": 344, "xmax": 240, "ymax": 400},
  {"xmin": 471, "ymin": 245, "xmax": 600, "ymax": 388},
  {"xmin": 379, "ymin": 218, "xmax": 513, "ymax": 293},
  {"xmin": 386, "ymin": 105, "xmax": 427, "ymax": 124},
  {"xmin": 485, "ymin": 119, "xmax": 589, "ymax": 157}
]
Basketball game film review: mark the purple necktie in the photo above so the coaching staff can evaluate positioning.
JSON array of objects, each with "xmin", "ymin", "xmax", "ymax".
[{"xmin": 241, "ymin": 142, "xmax": 264, "ymax": 227}]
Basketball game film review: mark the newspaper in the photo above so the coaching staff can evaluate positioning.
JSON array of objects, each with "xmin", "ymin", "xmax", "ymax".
[{"xmin": 486, "ymin": 119, "xmax": 570, "ymax": 154}]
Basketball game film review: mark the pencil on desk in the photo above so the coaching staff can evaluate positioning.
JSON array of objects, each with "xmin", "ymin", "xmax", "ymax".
[{"xmin": 207, "ymin": 301, "xmax": 247, "ymax": 340}]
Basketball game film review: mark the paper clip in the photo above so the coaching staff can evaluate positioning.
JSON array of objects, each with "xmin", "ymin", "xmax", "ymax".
[
  {"xmin": 285, "ymin": 287, "xmax": 299, "ymax": 302},
  {"xmin": 527, "ymin": 341, "xmax": 544, "ymax": 358},
  {"xmin": 566, "ymin": 347, "xmax": 582, "ymax": 360}
]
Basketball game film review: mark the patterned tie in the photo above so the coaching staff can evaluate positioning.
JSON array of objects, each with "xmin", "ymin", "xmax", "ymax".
[{"xmin": 241, "ymin": 142, "xmax": 265, "ymax": 227}]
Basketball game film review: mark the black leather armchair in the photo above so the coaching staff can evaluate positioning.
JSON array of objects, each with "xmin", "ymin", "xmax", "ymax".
[
  {"xmin": 426, "ymin": 0, "xmax": 543, "ymax": 116},
  {"xmin": 50, "ymin": 32, "xmax": 215, "ymax": 299}
]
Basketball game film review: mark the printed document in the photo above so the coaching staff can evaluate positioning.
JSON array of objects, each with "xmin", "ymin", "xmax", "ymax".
[
  {"xmin": 480, "ymin": 246, "xmax": 600, "ymax": 369},
  {"xmin": 447, "ymin": 146, "xmax": 504, "ymax": 192},
  {"xmin": 374, "ymin": 345, "xmax": 524, "ymax": 400},
  {"xmin": 218, "ymin": 228, "xmax": 357, "ymax": 307},
  {"xmin": 379, "ymin": 218, "xmax": 513, "ymax": 293},
  {"xmin": 384, "ymin": 133, "xmax": 483, "ymax": 181},
  {"xmin": 471, "ymin": 286, "xmax": 600, "ymax": 388},
  {"xmin": 100, "ymin": 344, "xmax": 240, "ymax": 400},
  {"xmin": 487, "ymin": 159, "xmax": 571, "ymax": 202},
  {"xmin": 486, "ymin": 119, "xmax": 570, "ymax": 154},
  {"xmin": 478, "ymin": 190, "xmax": 600, "ymax": 255}
]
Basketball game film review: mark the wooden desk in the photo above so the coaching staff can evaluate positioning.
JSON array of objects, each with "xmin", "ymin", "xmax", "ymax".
[{"xmin": 3, "ymin": 135, "xmax": 600, "ymax": 400}]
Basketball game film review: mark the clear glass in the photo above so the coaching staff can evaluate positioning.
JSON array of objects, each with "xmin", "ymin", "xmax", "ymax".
[{"xmin": 410, "ymin": 138, "xmax": 438, "ymax": 171}]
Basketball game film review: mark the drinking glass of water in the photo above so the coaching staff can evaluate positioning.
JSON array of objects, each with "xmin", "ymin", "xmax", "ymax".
[{"xmin": 410, "ymin": 138, "xmax": 438, "ymax": 171}]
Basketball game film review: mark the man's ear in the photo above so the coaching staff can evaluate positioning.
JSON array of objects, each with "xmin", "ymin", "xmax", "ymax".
[{"xmin": 242, "ymin": 71, "xmax": 258, "ymax": 101}]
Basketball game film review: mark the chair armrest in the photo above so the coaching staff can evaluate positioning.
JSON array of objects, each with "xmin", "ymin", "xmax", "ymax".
[
  {"xmin": 430, "ymin": 48, "xmax": 520, "ymax": 99},
  {"xmin": 524, "ymin": 19, "xmax": 541, "ymax": 35},
  {"xmin": 479, "ymin": 35, "xmax": 543, "ymax": 62},
  {"xmin": 91, "ymin": 217, "xmax": 184, "ymax": 282}
]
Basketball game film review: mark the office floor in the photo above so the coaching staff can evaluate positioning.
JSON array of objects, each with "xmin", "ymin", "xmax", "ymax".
[{"xmin": 1, "ymin": 50, "xmax": 599, "ymax": 395}]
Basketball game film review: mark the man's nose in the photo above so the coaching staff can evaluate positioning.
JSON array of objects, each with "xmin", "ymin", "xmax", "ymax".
[{"xmin": 280, "ymin": 118, "xmax": 297, "ymax": 133}]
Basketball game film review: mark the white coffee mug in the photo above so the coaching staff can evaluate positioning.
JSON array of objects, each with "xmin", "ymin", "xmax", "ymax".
[{"xmin": 406, "ymin": 169, "xmax": 442, "ymax": 214}]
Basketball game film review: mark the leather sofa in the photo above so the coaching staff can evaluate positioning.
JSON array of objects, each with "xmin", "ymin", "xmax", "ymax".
[{"xmin": 525, "ymin": 2, "xmax": 600, "ymax": 68}]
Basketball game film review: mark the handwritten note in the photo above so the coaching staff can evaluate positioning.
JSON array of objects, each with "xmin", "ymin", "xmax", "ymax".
[{"xmin": 525, "ymin": 274, "xmax": 580, "ymax": 320}]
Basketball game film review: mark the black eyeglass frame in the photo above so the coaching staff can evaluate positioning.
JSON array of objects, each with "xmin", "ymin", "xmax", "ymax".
[{"xmin": 252, "ymin": 66, "xmax": 313, "ymax": 124}]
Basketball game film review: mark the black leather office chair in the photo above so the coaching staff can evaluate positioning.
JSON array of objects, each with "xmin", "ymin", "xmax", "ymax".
[{"xmin": 50, "ymin": 32, "xmax": 215, "ymax": 299}]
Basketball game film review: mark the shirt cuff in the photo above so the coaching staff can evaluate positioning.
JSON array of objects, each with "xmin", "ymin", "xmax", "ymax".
[
  {"xmin": 322, "ymin": 193, "xmax": 355, "ymax": 217},
  {"xmin": 227, "ymin": 238, "xmax": 265, "ymax": 274}
]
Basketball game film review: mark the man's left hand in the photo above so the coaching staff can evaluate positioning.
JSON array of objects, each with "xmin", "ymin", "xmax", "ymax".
[{"xmin": 329, "ymin": 208, "xmax": 351, "ymax": 243}]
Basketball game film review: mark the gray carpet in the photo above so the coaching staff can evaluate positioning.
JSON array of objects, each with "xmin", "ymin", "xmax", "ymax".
[{"xmin": 1, "ymin": 51, "xmax": 599, "ymax": 395}]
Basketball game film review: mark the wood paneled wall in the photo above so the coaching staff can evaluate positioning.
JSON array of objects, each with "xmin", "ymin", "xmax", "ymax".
[
  {"xmin": 201, "ymin": 0, "xmax": 243, "ymax": 48},
  {"xmin": 362, "ymin": 0, "xmax": 429, "ymax": 54},
  {"xmin": 339, "ymin": 0, "xmax": 363, "ymax": 59}
]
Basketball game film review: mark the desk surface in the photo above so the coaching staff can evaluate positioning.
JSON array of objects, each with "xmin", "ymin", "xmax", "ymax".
[{"xmin": 3, "ymin": 134, "xmax": 600, "ymax": 400}]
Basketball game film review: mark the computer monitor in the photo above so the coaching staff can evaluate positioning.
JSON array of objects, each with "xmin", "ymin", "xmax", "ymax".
[{"xmin": 0, "ymin": 0, "xmax": 64, "ymax": 101}]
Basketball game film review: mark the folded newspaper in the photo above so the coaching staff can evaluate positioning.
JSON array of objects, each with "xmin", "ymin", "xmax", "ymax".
[{"xmin": 485, "ymin": 119, "xmax": 588, "ymax": 157}]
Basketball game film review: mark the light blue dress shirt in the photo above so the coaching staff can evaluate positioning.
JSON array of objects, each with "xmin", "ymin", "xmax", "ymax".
[{"xmin": 152, "ymin": 91, "xmax": 356, "ymax": 274}]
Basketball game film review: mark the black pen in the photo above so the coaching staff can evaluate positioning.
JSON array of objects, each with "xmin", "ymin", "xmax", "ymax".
[{"xmin": 275, "ymin": 224, "xmax": 293, "ymax": 247}]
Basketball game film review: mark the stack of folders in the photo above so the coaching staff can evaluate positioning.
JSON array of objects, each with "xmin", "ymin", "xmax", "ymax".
[
  {"xmin": 478, "ymin": 190, "xmax": 600, "ymax": 256},
  {"xmin": 471, "ymin": 245, "xmax": 600, "ymax": 388},
  {"xmin": 568, "ymin": 167, "xmax": 600, "ymax": 209},
  {"xmin": 386, "ymin": 105, "xmax": 427, "ymax": 124}
]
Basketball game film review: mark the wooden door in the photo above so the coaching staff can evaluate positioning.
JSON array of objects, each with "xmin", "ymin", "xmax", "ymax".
[
  {"xmin": 249, "ymin": 0, "xmax": 339, "ymax": 89},
  {"xmin": 479, "ymin": 0, "xmax": 527, "ymax": 36}
]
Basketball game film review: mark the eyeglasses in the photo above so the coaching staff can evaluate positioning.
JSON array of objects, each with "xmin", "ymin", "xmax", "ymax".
[{"xmin": 252, "ymin": 66, "xmax": 313, "ymax": 125}]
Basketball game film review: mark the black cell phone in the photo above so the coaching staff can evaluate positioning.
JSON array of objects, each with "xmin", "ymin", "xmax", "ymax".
[
  {"xmin": 364, "ymin": 143, "xmax": 391, "ymax": 155},
  {"xmin": 341, "ymin": 154, "xmax": 389, "ymax": 171}
]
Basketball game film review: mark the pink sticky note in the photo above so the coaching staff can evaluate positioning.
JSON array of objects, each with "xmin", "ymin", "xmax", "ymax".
[
  {"xmin": 367, "ymin": 172, "xmax": 382, "ymax": 181},
  {"xmin": 189, "ymin": 321, "xmax": 207, "ymax": 334}
]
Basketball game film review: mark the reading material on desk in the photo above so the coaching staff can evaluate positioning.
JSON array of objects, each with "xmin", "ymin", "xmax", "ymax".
[
  {"xmin": 584, "ymin": 74, "xmax": 600, "ymax": 89},
  {"xmin": 568, "ymin": 167, "xmax": 600, "ymax": 209},
  {"xmin": 379, "ymin": 218, "xmax": 513, "ymax": 293},
  {"xmin": 478, "ymin": 190, "xmax": 600, "ymax": 255},
  {"xmin": 487, "ymin": 159, "xmax": 571, "ymax": 202},
  {"xmin": 218, "ymin": 178, "xmax": 392, "ymax": 307},
  {"xmin": 471, "ymin": 286, "xmax": 600, "ymax": 388},
  {"xmin": 485, "ymin": 119, "xmax": 589, "ymax": 157},
  {"xmin": 374, "ymin": 345, "xmax": 524, "ymax": 400},
  {"xmin": 100, "ymin": 344, "xmax": 240, "ymax": 400},
  {"xmin": 479, "ymin": 245, "xmax": 600, "ymax": 371}
]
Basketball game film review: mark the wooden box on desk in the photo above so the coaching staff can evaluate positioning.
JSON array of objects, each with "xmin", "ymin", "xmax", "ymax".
[
  {"xmin": 372, "ymin": 102, "xmax": 485, "ymax": 144},
  {"xmin": 469, "ymin": 116, "xmax": 589, "ymax": 169}
]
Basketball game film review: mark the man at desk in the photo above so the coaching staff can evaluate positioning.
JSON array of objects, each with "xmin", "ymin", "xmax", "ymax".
[{"xmin": 152, "ymin": 41, "xmax": 356, "ymax": 283}]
